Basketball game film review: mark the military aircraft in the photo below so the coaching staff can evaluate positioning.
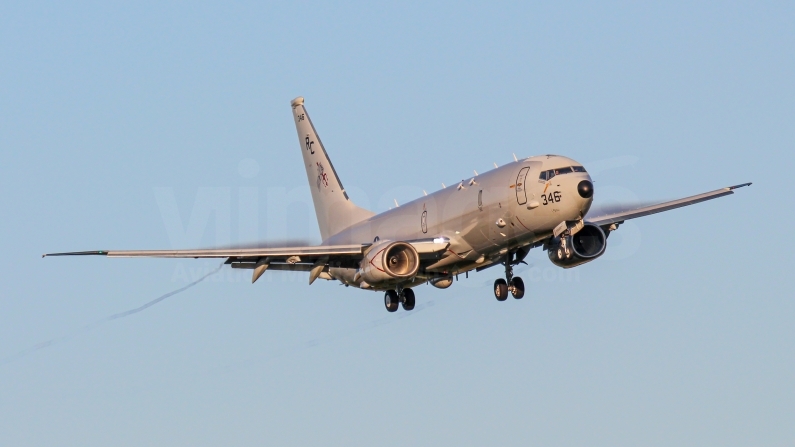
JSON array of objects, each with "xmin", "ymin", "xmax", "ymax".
[{"xmin": 45, "ymin": 97, "xmax": 750, "ymax": 312}]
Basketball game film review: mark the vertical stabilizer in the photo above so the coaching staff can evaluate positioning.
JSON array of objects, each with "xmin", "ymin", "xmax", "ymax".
[{"xmin": 290, "ymin": 97, "xmax": 374, "ymax": 241}]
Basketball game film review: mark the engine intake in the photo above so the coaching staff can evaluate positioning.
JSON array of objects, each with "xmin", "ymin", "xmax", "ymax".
[
  {"xmin": 548, "ymin": 223, "xmax": 607, "ymax": 268},
  {"xmin": 359, "ymin": 241, "xmax": 420, "ymax": 285}
]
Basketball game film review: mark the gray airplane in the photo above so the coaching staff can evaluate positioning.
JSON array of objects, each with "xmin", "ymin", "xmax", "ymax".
[{"xmin": 45, "ymin": 97, "xmax": 751, "ymax": 312}]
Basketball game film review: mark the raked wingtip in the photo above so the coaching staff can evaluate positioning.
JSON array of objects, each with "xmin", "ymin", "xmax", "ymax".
[{"xmin": 727, "ymin": 182, "xmax": 752, "ymax": 190}]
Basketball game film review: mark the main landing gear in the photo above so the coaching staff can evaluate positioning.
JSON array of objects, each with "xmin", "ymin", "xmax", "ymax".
[
  {"xmin": 384, "ymin": 286, "xmax": 415, "ymax": 312},
  {"xmin": 494, "ymin": 252, "xmax": 525, "ymax": 301}
]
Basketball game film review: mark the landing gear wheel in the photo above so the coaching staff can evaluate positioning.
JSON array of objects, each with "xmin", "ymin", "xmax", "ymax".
[
  {"xmin": 510, "ymin": 277, "xmax": 525, "ymax": 299},
  {"xmin": 384, "ymin": 290, "xmax": 399, "ymax": 312},
  {"xmin": 401, "ymin": 288, "xmax": 416, "ymax": 311},
  {"xmin": 494, "ymin": 278, "xmax": 509, "ymax": 301},
  {"xmin": 557, "ymin": 248, "xmax": 564, "ymax": 260}
]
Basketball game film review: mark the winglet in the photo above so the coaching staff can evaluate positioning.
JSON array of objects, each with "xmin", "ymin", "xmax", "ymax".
[{"xmin": 727, "ymin": 182, "xmax": 752, "ymax": 190}]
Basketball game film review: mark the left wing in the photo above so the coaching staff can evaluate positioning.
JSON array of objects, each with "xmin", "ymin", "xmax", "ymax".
[{"xmin": 587, "ymin": 183, "xmax": 751, "ymax": 228}]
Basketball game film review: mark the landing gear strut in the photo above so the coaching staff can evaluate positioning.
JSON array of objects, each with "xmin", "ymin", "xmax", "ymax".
[{"xmin": 494, "ymin": 251, "xmax": 525, "ymax": 301}]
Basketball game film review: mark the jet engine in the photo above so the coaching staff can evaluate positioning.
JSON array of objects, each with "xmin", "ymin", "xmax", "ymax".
[
  {"xmin": 548, "ymin": 223, "xmax": 607, "ymax": 268},
  {"xmin": 359, "ymin": 241, "xmax": 420, "ymax": 285}
]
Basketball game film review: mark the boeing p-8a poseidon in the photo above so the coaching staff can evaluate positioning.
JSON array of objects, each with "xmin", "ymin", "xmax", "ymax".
[{"xmin": 45, "ymin": 97, "xmax": 750, "ymax": 312}]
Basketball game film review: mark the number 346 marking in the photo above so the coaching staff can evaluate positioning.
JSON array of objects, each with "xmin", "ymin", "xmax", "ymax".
[{"xmin": 542, "ymin": 191, "xmax": 562, "ymax": 205}]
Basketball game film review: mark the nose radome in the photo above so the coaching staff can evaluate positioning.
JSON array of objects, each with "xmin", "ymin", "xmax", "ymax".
[{"xmin": 577, "ymin": 180, "xmax": 593, "ymax": 199}]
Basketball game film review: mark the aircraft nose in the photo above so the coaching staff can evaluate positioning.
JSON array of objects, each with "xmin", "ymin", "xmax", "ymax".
[{"xmin": 577, "ymin": 180, "xmax": 593, "ymax": 199}]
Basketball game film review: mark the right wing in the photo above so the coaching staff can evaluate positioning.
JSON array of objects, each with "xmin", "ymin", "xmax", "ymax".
[
  {"xmin": 43, "ymin": 245, "xmax": 364, "ymax": 260},
  {"xmin": 43, "ymin": 244, "xmax": 365, "ymax": 284},
  {"xmin": 43, "ymin": 239, "xmax": 451, "ymax": 284}
]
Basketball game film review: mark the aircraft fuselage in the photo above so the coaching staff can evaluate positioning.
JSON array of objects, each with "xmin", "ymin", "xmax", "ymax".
[{"xmin": 326, "ymin": 155, "xmax": 593, "ymax": 288}]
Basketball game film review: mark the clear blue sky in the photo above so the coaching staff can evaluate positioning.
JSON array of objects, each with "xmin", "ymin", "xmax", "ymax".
[{"xmin": 1, "ymin": 1, "xmax": 793, "ymax": 445}]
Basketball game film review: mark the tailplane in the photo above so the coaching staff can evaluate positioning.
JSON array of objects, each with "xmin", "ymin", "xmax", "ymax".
[{"xmin": 290, "ymin": 97, "xmax": 374, "ymax": 241}]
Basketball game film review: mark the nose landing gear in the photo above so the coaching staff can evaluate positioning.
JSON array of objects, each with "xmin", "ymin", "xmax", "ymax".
[
  {"xmin": 556, "ymin": 236, "xmax": 572, "ymax": 260},
  {"xmin": 509, "ymin": 276, "xmax": 524, "ymax": 299},
  {"xmin": 494, "ymin": 278, "xmax": 509, "ymax": 301},
  {"xmin": 493, "ymin": 252, "xmax": 525, "ymax": 301}
]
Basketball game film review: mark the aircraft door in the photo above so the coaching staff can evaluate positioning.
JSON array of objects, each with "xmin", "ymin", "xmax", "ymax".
[{"xmin": 515, "ymin": 167, "xmax": 530, "ymax": 205}]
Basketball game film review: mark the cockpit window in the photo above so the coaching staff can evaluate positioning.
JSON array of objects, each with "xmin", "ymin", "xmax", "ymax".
[
  {"xmin": 555, "ymin": 167, "xmax": 573, "ymax": 175},
  {"xmin": 541, "ymin": 166, "xmax": 587, "ymax": 181}
]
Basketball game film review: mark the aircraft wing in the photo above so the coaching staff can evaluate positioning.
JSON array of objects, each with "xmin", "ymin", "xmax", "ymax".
[
  {"xmin": 43, "ymin": 245, "xmax": 364, "ymax": 259},
  {"xmin": 42, "ymin": 244, "xmax": 365, "ymax": 279},
  {"xmin": 43, "ymin": 239, "xmax": 451, "ymax": 284},
  {"xmin": 587, "ymin": 183, "xmax": 751, "ymax": 227}
]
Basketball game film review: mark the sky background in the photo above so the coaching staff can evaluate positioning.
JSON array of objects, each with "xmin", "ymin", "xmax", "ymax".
[{"xmin": 1, "ymin": 1, "xmax": 793, "ymax": 446}]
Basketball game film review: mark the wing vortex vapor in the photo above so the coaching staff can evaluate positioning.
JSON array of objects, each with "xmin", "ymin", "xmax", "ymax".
[{"xmin": 1, "ymin": 263, "xmax": 223, "ymax": 365}]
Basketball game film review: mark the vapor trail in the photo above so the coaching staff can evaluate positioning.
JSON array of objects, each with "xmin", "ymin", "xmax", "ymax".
[{"xmin": 1, "ymin": 263, "xmax": 224, "ymax": 366}]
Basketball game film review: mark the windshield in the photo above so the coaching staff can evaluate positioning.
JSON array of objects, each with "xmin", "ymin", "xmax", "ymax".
[{"xmin": 539, "ymin": 166, "xmax": 586, "ymax": 181}]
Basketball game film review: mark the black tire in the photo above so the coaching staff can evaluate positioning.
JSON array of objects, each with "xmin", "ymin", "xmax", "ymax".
[
  {"xmin": 402, "ymin": 288, "xmax": 416, "ymax": 311},
  {"xmin": 510, "ymin": 276, "xmax": 525, "ymax": 299},
  {"xmin": 494, "ymin": 278, "xmax": 508, "ymax": 301},
  {"xmin": 384, "ymin": 290, "xmax": 399, "ymax": 312}
]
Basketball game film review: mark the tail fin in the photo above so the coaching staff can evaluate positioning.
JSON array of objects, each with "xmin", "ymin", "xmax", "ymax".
[{"xmin": 290, "ymin": 97, "xmax": 374, "ymax": 241}]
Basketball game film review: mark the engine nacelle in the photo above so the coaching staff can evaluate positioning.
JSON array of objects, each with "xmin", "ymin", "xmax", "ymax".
[
  {"xmin": 548, "ymin": 223, "xmax": 607, "ymax": 268},
  {"xmin": 359, "ymin": 241, "xmax": 420, "ymax": 286}
]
